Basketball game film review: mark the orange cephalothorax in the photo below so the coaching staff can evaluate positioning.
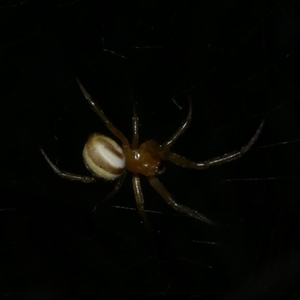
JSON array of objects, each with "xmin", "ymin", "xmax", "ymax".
[{"xmin": 124, "ymin": 140, "xmax": 162, "ymax": 176}]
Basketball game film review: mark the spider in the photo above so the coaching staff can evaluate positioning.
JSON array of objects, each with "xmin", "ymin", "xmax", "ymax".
[{"xmin": 41, "ymin": 78, "xmax": 264, "ymax": 226}]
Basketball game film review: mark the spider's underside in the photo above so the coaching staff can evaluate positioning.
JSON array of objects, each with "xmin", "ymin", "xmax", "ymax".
[{"xmin": 41, "ymin": 78, "xmax": 264, "ymax": 226}]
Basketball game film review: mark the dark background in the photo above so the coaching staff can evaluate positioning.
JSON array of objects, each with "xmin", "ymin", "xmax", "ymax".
[{"xmin": 1, "ymin": 1, "xmax": 300, "ymax": 299}]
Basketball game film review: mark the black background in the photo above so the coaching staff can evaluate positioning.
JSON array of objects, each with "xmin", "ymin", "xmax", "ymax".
[{"xmin": 1, "ymin": 1, "xmax": 300, "ymax": 299}]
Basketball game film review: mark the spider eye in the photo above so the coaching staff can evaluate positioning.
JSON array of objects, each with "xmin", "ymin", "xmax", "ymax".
[{"xmin": 83, "ymin": 133, "xmax": 125, "ymax": 180}]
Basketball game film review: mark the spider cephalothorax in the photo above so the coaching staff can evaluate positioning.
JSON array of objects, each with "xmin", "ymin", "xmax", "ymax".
[{"xmin": 41, "ymin": 78, "xmax": 264, "ymax": 226}]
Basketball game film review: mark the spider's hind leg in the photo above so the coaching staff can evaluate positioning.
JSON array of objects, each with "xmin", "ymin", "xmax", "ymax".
[
  {"xmin": 92, "ymin": 171, "xmax": 126, "ymax": 214},
  {"xmin": 40, "ymin": 148, "xmax": 96, "ymax": 183}
]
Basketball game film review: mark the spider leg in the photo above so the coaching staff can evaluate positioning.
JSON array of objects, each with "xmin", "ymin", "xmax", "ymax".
[
  {"xmin": 132, "ymin": 174, "xmax": 150, "ymax": 227},
  {"xmin": 131, "ymin": 99, "xmax": 139, "ymax": 150},
  {"xmin": 148, "ymin": 176, "xmax": 215, "ymax": 225},
  {"xmin": 40, "ymin": 148, "xmax": 96, "ymax": 183},
  {"xmin": 75, "ymin": 78, "xmax": 130, "ymax": 149},
  {"xmin": 93, "ymin": 171, "xmax": 126, "ymax": 213},
  {"xmin": 164, "ymin": 120, "xmax": 264, "ymax": 170},
  {"xmin": 161, "ymin": 97, "xmax": 192, "ymax": 149}
]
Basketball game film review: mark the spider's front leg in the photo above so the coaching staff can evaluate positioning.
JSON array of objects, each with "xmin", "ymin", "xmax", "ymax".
[
  {"xmin": 163, "ymin": 120, "xmax": 264, "ymax": 170},
  {"xmin": 148, "ymin": 176, "xmax": 216, "ymax": 225}
]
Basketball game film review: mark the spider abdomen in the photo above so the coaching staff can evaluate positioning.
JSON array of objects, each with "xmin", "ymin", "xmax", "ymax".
[{"xmin": 83, "ymin": 133, "xmax": 125, "ymax": 180}]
